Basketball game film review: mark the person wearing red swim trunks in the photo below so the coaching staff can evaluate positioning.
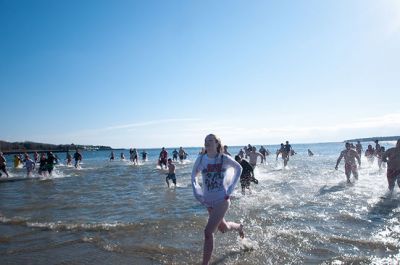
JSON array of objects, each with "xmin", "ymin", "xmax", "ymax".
[
  {"xmin": 335, "ymin": 142, "xmax": 361, "ymax": 183},
  {"xmin": 382, "ymin": 139, "xmax": 400, "ymax": 193}
]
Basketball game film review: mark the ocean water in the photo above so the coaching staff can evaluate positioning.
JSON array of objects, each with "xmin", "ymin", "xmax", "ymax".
[{"xmin": 0, "ymin": 142, "xmax": 399, "ymax": 265}]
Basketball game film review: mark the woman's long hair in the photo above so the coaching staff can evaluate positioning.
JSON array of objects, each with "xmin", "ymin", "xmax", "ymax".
[{"xmin": 205, "ymin": 134, "xmax": 223, "ymax": 154}]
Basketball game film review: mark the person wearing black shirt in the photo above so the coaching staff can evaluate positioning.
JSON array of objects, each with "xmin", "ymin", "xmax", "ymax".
[{"xmin": 235, "ymin": 155, "xmax": 258, "ymax": 195}]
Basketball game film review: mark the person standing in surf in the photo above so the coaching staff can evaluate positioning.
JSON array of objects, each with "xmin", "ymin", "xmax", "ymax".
[
  {"xmin": 191, "ymin": 134, "xmax": 244, "ymax": 265},
  {"xmin": 355, "ymin": 141, "xmax": 363, "ymax": 157},
  {"xmin": 24, "ymin": 154, "xmax": 36, "ymax": 177},
  {"xmin": 335, "ymin": 142, "xmax": 361, "ymax": 183},
  {"xmin": 158, "ymin": 147, "xmax": 168, "ymax": 169},
  {"xmin": 382, "ymin": 139, "xmax": 400, "ymax": 193},
  {"xmin": 247, "ymin": 146, "xmax": 265, "ymax": 168},
  {"xmin": 166, "ymin": 158, "xmax": 176, "ymax": 188},
  {"xmin": 0, "ymin": 152, "xmax": 9, "ymax": 177},
  {"xmin": 73, "ymin": 149, "xmax": 82, "ymax": 168},
  {"xmin": 235, "ymin": 155, "xmax": 258, "ymax": 195}
]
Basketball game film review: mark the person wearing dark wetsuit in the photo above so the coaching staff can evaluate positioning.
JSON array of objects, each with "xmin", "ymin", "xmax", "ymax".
[{"xmin": 235, "ymin": 155, "xmax": 258, "ymax": 195}]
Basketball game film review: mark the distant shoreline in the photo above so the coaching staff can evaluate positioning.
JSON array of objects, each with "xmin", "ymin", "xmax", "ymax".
[{"xmin": 344, "ymin": 136, "xmax": 399, "ymax": 142}]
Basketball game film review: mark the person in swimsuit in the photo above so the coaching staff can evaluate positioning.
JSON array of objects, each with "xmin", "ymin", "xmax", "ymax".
[
  {"xmin": 191, "ymin": 134, "xmax": 244, "ymax": 265},
  {"xmin": 166, "ymin": 158, "xmax": 176, "ymax": 187},
  {"xmin": 355, "ymin": 141, "xmax": 363, "ymax": 157},
  {"xmin": 382, "ymin": 139, "xmax": 400, "ymax": 193},
  {"xmin": 335, "ymin": 142, "xmax": 361, "ymax": 183},
  {"xmin": 247, "ymin": 146, "xmax": 264, "ymax": 168}
]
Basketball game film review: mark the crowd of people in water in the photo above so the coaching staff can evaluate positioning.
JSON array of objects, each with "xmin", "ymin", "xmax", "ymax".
[
  {"xmin": 1, "ymin": 135, "xmax": 400, "ymax": 265},
  {"xmin": 1, "ymin": 139, "xmax": 399, "ymax": 195}
]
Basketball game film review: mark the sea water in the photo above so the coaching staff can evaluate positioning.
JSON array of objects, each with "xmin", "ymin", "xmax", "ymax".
[{"xmin": 0, "ymin": 142, "xmax": 399, "ymax": 264}]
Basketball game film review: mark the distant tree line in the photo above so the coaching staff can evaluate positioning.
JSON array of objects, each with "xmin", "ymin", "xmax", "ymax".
[{"xmin": 0, "ymin": 140, "xmax": 112, "ymax": 154}]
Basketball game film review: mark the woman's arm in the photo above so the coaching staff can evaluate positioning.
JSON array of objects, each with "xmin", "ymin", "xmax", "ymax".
[{"xmin": 224, "ymin": 154, "xmax": 243, "ymax": 196}]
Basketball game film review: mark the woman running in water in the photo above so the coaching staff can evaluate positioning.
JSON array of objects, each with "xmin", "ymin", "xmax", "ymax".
[{"xmin": 191, "ymin": 134, "xmax": 244, "ymax": 265}]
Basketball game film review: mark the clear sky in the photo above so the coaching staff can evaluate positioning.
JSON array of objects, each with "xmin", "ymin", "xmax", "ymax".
[{"xmin": 1, "ymin": 0, "xmax": 399, "ymax": 148}]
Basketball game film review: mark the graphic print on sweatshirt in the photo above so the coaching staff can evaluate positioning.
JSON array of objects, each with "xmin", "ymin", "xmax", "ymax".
[{"xmin": 202, "ymin": 163, "xmax": 224, "ymax": 192}]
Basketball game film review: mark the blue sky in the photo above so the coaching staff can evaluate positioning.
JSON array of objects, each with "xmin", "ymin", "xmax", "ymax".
[{"xmin": 1, "ymin": 0, "xmax": 399, "ymax": 148}]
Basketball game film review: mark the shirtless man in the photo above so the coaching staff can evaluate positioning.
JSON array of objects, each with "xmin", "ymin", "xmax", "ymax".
[
  {"xmin": 276, "ymin": 143, "xmax": 289, "ymax": 167},
  {"xmin": 165, "ymin": 158, "xmax": 176, "ymax": 188},
  {"xmin": 247, "ymin": 146, "xmax": 264, "ymax": 168},
  {"xmin": 335, "ymin": 142, "xmax": 361, "ymax": 183},
  {"xmin": 382, "ymin": 139, "xmax": 400, "ymax": 193},
  {"xmin": 355, "ymin": 141, "xmax": 363, "ymax": 157}
]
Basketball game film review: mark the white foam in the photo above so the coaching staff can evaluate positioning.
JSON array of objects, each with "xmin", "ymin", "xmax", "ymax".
[{"xmin": 238, "ymin": 237, "xmax": 259, "ymax": 251}]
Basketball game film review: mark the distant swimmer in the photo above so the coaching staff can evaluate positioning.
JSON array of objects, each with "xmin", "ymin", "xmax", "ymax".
[
  {"xmin": 73, "ymin": 149, "xmax": 82, "ymax": 168},
  {"xmin": 235, "ymin": 155, "xmax": 258, "ymax": 195},
  {"xmin": 355, "ymin": 141, "xmax": 363, "ymax": 157},
  {"xmin": 237, "ymin": 148, "xmax": 245, "ymax": 159},
  {"xmin": 66, "ymin": 151, "xmax": 72, "ymax": 166},
  {"xmin": 172, "ymin": 149, "xmax": 178, "ymax": 161},
  {"xmin": 382, "ymin": 139, "xmax": 400, "ymax": 193},
  {"xmin": 276, "ymin": 143, "xmax": 290, "ymax": 167},
  {"xmin": 120, "ymin": 152, "xmax": 125, "ymax": 160},
  {"xmin": 0, "ymin": 152, "xmax": 9, "ymax": 177},
  {"xmin": 247, "ymin": 146, "xmax": 264, "ymax": 168},
  {"xmin": 158, "ymin": 147, "xmax": 168, "ymax": 169},
  {"xmin": 34, "ymin": 151, "xmax": 39, "ymax": 164},
  {"xmin": 377, "ymin": 146, "xmax": 386, "ymax": 170},
  {"xmin": 335, "ymin": 142, "xmax": 361, "ymax": 183},
  {"xmin": 141, "ymin": 150, "xmax": 147, "ymax": 161},
  {"xmin": 308, "ymin": 149, "xmax": 314, "ymax": 156},
  {"xmin": 132, "ymin": 148, "xmax": 139, "ymax": 165},
  {"xmin": 47, "ymin": 152, "xmax": 57, "ymax": 175},
  {"xmin": 191, "ymin": 134, "xmax": 244, "ymax": 265},
  {"xmin": 178, "ymin": 147, "xmax": 188, "ymax": 162},
  {"xmin": 38, "ymin": 153, "xmax": 48, "ymax": 176},
  {"xmin": 24, "ymin": 154, "xmax": 35, "ymax": 177},
  {"xmin": 259, "ymin": 146, "xmax": 270, "ymax": 159},
  {"xmin": 374, "ymin": 140, "xmax": 381, "ymax": 157},
  {"xmin": 166, "ymin": 158, "xmax": 176, "ymax": 188},
  {"xmin": 199, "ymin": 148, "xmax": 205, "ymax": 155},
  {"xmin": 365, "ymin": 145, "xmax": 375, "ymax": 164},
  {"xmin": 223, "ymin": 145, "xmax": 232, "ymax": 156},
  {"xmin": 110, "ymin": 151, "xmax": 115, "ymax": 161}
]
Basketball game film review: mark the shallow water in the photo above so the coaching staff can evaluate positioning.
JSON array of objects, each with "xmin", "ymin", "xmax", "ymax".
[{"xmin": 0, "ymin": 142, "xmax": 399, "ymax": 264}]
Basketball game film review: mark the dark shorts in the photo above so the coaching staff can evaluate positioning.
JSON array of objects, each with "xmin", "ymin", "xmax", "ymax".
[
  {"xmin": 166, "ymin": 173, "xmax": 176, "ymax": 184},
  {"xmin": 160, "ymin": 158, "xmax": 167, "ymax": 165},
  {"xmin": 0, "ymin": 165, "xmax": 6, "ymax": 172}
]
